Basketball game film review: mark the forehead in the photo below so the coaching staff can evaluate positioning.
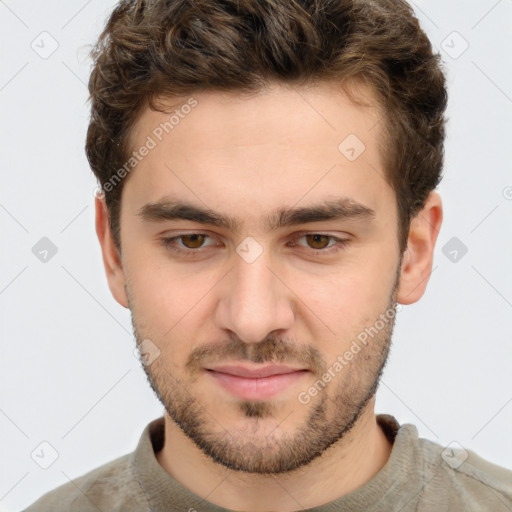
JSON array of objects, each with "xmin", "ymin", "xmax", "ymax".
[
  {"xmin": 121, "ymin": 82, "xmax": 393, "ymax": 231},
  {"xmin": 131, "ymin": 81, "xmax": 382, "ymax": 149}
]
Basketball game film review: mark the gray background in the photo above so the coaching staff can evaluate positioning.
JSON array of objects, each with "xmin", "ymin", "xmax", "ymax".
[{"xmin": 1, "ymin": 0, "xmax": 511, "ymax": 509}]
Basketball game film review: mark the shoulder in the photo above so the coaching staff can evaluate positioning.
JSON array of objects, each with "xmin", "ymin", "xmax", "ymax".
[
  {"xmin": 21, "ymin": 453, "xmax": 149, "ymax": 511},
  {"xmin": 417, "ymin": 435, "xmax": 512, "ymax": 509}
]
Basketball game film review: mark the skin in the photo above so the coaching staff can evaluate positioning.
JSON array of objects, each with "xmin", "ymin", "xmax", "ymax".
[{"xmin": 95, "ymin": 81, "xmax": 442, "ymax": 511}]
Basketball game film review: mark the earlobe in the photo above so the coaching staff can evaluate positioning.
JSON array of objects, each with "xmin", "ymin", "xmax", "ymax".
[
  {"xmin": 95, "ymin": 195, "xmax": 129, "ymax": 309},
  {"xmin": 397, "ymin": 192, "xmax": 443, "ymax": 305}
]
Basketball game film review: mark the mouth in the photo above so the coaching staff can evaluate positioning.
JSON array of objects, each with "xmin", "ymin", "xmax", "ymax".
[{"xmin": 205, "ymin": 364, "xmax": 310, "ymax": 401}]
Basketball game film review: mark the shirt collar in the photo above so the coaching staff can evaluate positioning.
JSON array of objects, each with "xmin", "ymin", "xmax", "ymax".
[{"xmin": 130, "ymin": 414, "xmax": 424, "ymax": 511}]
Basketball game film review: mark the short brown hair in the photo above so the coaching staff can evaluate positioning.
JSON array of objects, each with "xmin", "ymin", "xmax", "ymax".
[{"xmin": 86, "ymin": 0, "xmax": 447, "ymax": 255}]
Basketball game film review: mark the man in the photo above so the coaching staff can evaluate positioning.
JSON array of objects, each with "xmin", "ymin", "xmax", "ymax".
[{"xmin": 24, "ymin": 0, "xmax": 512, "ymax": 510}]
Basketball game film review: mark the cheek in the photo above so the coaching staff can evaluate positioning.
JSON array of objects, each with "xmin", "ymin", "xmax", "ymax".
[
  {"xmin": 126, "ymin": 261, "xmax": 219, "ymax": 359},
  {"xmin": 139, "ymin": 285, "xmax": 195, "ymax": 335},
  {"xmin": 302, "ymin": 255, "xmax": 392, "ymax": 308},
  {"xmin": 296, "ymin": 261, "xmax": 395, "ymax": 348}
]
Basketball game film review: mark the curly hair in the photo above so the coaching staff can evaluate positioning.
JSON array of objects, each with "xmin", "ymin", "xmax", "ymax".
[{"xmin": 86, "ymin": 0, "xmax": 448, "ymax": 255}]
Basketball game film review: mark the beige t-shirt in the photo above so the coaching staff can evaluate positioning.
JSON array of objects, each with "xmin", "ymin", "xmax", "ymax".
[{"xmin": 23, "ymin": 414, "xmax": 512, "ymax": 511}]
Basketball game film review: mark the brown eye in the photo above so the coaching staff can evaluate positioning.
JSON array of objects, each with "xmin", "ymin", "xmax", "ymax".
[
  {"xmin": 288, "ymin": 233, "xmax": 349, "ymax": 256},
  {"xmin": 304, "ymin": 234, "xmax": 331, "ymax": 249},
  {"xmin": 180, "ymin": 234, "xmax": 207, "ymax": 249},
  {"xmin": 160, "ymin": 232, "xmax": 218, "ymax": 256}
]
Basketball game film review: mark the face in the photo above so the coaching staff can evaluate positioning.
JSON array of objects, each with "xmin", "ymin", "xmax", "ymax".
[{"xmin": 110, "ymin": 82, "xmax": 404, "ymax": 473}]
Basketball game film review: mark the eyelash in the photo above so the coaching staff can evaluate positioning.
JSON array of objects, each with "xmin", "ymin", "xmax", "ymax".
[{"xmin": 160, "ymin": 232, "xmax": 350, "ymax": 258}]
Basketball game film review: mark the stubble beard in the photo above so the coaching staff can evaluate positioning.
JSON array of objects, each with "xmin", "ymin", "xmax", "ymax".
[{"xmin": 129, "ymin": 274, "xmax": 399, "ymax": 474}]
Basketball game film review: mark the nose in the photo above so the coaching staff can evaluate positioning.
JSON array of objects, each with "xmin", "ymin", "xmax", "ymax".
[{"xmin": 215, "ymin": 248, "xmax": 295, "ymax": 344}]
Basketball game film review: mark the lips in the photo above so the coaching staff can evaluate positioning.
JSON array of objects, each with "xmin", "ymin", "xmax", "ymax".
[
  {"xmin": 206, "ymin": 364, "xmax": 305, "ymax": 379},
  {"xmin": 205, "ymin": 364, "xmax": 309, "ymax": 400}
]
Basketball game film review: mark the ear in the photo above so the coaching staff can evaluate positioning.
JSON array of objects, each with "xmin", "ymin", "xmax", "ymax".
[
  {"xmin": 95, "ymin": 193, "xmax": 129, "ymax": 308},
  {"xmin": 397, "ymin": 191, "xmax": 443, "ymax": 305}
]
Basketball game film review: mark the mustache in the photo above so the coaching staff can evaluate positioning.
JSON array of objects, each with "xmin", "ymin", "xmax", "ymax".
[{"xmin": 185, "ymin": 333, "xmax": 327, "ymax": 377}]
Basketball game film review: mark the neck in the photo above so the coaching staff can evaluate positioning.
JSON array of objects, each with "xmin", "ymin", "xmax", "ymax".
[{"xmin": 156, "ymin": 397, "xmax": 393, "ymax": 511}]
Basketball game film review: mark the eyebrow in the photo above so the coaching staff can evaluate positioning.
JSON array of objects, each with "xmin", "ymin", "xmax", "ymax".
[{"xmin": 136, "ymin": 196, "xmax": 376, "ymax": 233}]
